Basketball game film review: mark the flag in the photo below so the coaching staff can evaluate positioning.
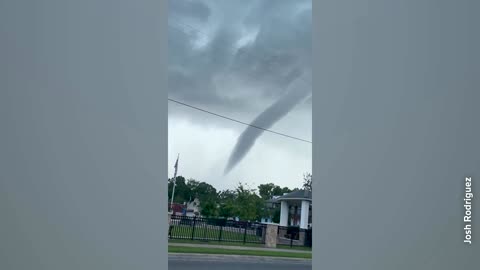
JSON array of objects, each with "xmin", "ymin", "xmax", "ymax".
[
  {"xmin": 173, "ymin": 154, "xmax": 179, "ymax": 178},
  {"xmin": 170, "ymin": 154, "xmax": 180, "ymax": 212}
]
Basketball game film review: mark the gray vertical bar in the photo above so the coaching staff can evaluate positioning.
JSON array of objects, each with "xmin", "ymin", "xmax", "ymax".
[
  {"xmin": 0, "ymin": 0, "xmax": 168, "ymax": 269},
  {"xmin": 313, "ymin": 0, "xmax": 479, "ymax": 269}
]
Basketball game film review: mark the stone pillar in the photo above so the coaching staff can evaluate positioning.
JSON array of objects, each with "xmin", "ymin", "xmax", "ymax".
[
  {"xmin": 300, "ymin": 200, "xmax": 309, "ymax": 229},
  {"xmin": 280, "ymin": 201, "xmax": 289, "ymax": 226},
  {"xmin": 299, "ymin": 230, "xmax": 306, "ymax": 243},
  {"xmin": 264, "ymin": 224, "xmax": 278, "ymax": 248}
]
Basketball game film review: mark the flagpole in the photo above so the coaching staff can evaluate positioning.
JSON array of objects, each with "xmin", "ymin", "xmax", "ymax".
[{"xmin": 170, "ymin": 154, "xmax": 179, "ymax": 213}]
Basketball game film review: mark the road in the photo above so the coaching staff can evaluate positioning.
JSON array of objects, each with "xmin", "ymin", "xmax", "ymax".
[{"xmin": 169, "ymin": 254, "xmax": 311, "ymax": 270}]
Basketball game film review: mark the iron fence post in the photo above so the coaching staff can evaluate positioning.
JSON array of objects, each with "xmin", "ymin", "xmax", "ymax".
[
  {"xmin": 243, "ymin": 223, "xmax": 248, "ymax": 244},
  {"xmin": 218, "ymin": 225, "xmax": 223, "ymax": 242},
  {"xmin": 203, "ymin": 218, "xmax": 207, "ymax": 240},
  {"xmin": 191, "ymin": 216, "xmax": 197, "ymax": 240},
  {"xmin": 263, "ymin": 226, "xmax": 266, "ymax": 244}
]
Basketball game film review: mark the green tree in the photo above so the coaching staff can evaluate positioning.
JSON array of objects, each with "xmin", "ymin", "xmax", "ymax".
[
  {"xmin": 168, "ymin": 176, "xmax": 220, "ymax": 217},
  {"xmin": 218, "ymin": 189, "xmax": 236, "ymax": 218},
  {"xmin": 200, "ymin": 200, "xmax": 218, "ymax": 217},
  {"xmin": 259, "ymin": 183, "xmax": 293, "ymax": 199},
  {"xmin": 187, "ymin": 179, "xmax": 217, "ymax": 203},
  {"xmin": 272, "ymin": 208, "xmax": 281, "ymax": 223},
  {"xmin": 258, "ymin": 183, "xmax": 277, "ymax": 200},
  {"xmin": 168, "ymin": 176, "xmax": 189, "ymax": 203},
  {"xmin": 278, "ymin": 186, "xmax": 293, "ymax": 196},
  {"xmin": 256, "ymin": 183, "xmax": 296, "ymax": 222},
  {"xmin": 168, "ymin": 176, "xmax": 301, "ymax": 221},
  {"xmin": 234, "ymin": 182, "xmax": 263, "ymax": 221},
  {"xmin": 303, "ymin": 172, "xmax": 312, "ymax": 191}
]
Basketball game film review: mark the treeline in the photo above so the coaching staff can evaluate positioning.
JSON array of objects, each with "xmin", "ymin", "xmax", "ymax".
[{"xmin": 168, "ymin": 173, "xmax": 312, "ymax": 222}]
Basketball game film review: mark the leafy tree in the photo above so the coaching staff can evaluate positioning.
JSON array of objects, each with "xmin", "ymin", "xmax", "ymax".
[
  {"xmin": 272, "ymin": 208, "xmax": 281, "ymax": 223},
  {"xmin": 187, "ymin": 179, "xmax": 217, "ymax": 204},
  {"xmin": 168, "ymin": 175, "xmax": 305, "ymax": 222},
  {"xmin": 271, "ymin": 186, "xmax": 283, "ymax": 196},
  {"xmin": 303, "ymin": 172, "xmax": 312, "ymax": 191},
  {"xmin": 200, "ymin": 199, "xmax": 218, "ymax": 217},
  {"xmin": 256, "ymin": 182, "xmax": 303, "ymax": 222},
  {"xmin": 168, "ymin": 176, "xmax": 189, "ymax": 203},
  {"xmin": 259, "ymin": 183, "xmax": 293, "ymax": 199},
  {"xmin": 218, "ymin": 189, "xmax": 236, "ymax": 201},
  {"xmin": 258, "ymin": 183, "xmax": 276, "ymax": 200},
  {"xmin": 168, "ymin": 176, "xmax": 219, "ymax": 217},
  {"xmin": 234, "ymin": 182, "xmax": 263, "ymax": 221},
  {"xmin": 217, "ymin": 189, "xmax": 236, "ymax": 218}
]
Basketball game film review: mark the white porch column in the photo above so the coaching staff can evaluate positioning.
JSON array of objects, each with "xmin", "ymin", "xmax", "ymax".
[
  {"xmin": 280, "ymin": 201, "xmax": 289, "ymax": 226},
  {"xmin": 300, "ymin": 200, "xmax": 310, "ymax": 229}
]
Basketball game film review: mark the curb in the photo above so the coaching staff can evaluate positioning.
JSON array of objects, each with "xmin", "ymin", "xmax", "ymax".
[
  {"xmin": 168, "ymin": 253, "xmax": 312, "ymax": 263},
  {"xmin": 168, "ymin": 243, "xmax": 312, "ymax": 254}
]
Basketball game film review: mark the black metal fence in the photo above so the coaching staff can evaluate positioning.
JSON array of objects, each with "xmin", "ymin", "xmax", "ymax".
[
  {"xmin": 277, "ymin": 225, "xmax": 312, "ymax": 248},
  {"xmin": 169, "ymin": 215, "xmax": 267, "ymax": 244}
]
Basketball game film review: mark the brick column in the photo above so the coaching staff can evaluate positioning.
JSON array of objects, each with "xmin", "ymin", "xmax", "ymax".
[{"xmin": 264, "ymin": 224, "xmax": 278, "ymax": 248}]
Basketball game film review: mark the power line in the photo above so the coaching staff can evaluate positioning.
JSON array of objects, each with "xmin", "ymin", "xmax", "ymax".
[
  {"xmin": 168, "ymin": 98, "xmax": 312, "ymax": 144},
  {"xmin": 168, "ymin": 19, "xmax": 312, "ymax": 144}
]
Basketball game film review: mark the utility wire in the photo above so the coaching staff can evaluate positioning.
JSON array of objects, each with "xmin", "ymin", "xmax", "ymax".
[
  {"xmin": 168, "ymin": 98, "xmax": 312, "ymax": 144},
  {"xmin": 168, "ymin": 19, "xmax": 312, "ymax": 144}
]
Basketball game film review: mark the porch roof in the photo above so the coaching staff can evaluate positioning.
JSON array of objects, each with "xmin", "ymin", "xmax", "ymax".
[{"xmin": 276, "ymin": 189, "xmax": 312, "ymax": 202}]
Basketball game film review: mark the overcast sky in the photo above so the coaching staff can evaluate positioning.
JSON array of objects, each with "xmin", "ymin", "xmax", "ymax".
[{"xmin": 168, "ymin": 0, "xmax": 312, "ymax": 191}]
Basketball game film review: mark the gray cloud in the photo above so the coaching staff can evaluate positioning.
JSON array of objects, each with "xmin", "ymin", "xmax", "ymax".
[
  {"xmin": 169, "ymin": 0, "xmax": 211, "ymax": 22},
  {"xmin": 168, "ymin": 0, "xmax": 312, "ymax": 115},
  {"xmin": 168, "ymin": 0, "xmax": 312, "ymax": 188}
]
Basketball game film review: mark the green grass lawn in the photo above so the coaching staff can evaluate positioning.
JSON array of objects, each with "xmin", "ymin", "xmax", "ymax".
[
  {"xmin": 275, "ymin": 244, "xmax": 312, "ymax": 251},
  {"xmin": 169, "ymin": 225, "xmax": 260, "ymax": 242},
  {"xmin": 169, "ymin": 239, "xmax": 312, "ymax": 251},
  {"xmin": 168, "ymin": 246, "xmax": 312, "ymax": 259}
]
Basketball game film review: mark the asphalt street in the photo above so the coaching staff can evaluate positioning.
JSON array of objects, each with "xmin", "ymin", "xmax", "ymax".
[{"xmin": 169, "ymin": 253, "xmax": 312, "ymax": 270}]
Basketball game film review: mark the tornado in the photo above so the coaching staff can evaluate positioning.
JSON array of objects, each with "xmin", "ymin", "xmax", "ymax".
[{"xmin": 224, "ymin": 71, "xmax": 311, "ymax": 175}]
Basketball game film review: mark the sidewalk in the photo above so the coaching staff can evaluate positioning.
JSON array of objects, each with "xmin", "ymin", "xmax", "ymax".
[
  {"xmin": 169, "ymin": 253, "xmax": 313, "ymax": 263},
  {"xmin": 168, "ymin": 242, "xmax": 311, "ymax": 254}
]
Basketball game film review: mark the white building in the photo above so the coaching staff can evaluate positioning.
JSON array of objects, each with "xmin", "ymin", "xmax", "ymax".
[
  {"xmin": 185, "ymin": 198, "xmax": 201, "ymax": 217},
  {"xmin": 275, "ymin": 189, "xmax": 312, "ymax": 229}
]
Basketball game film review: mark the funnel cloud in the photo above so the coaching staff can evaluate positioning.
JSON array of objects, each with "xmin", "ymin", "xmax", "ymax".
[
  {"xmin": 168, "ymin": 0, "xmax": 312, "ymax": 190},
  {"xmin": 224, "ymin": 71, "xmax": 311, "ymax": 175}
]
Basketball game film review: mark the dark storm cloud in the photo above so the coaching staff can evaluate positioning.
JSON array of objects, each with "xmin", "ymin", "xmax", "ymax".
[
  {"xmin": 168, "ymin": 22, "xmax": 252, "ymax": 112},
  {"xmin": 169, "ymin": 0, "xmax": 211, "ymax": 22},
  {"xmin": 168, "ymin": 0, "xmax": 312, "ymax": 114}
]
